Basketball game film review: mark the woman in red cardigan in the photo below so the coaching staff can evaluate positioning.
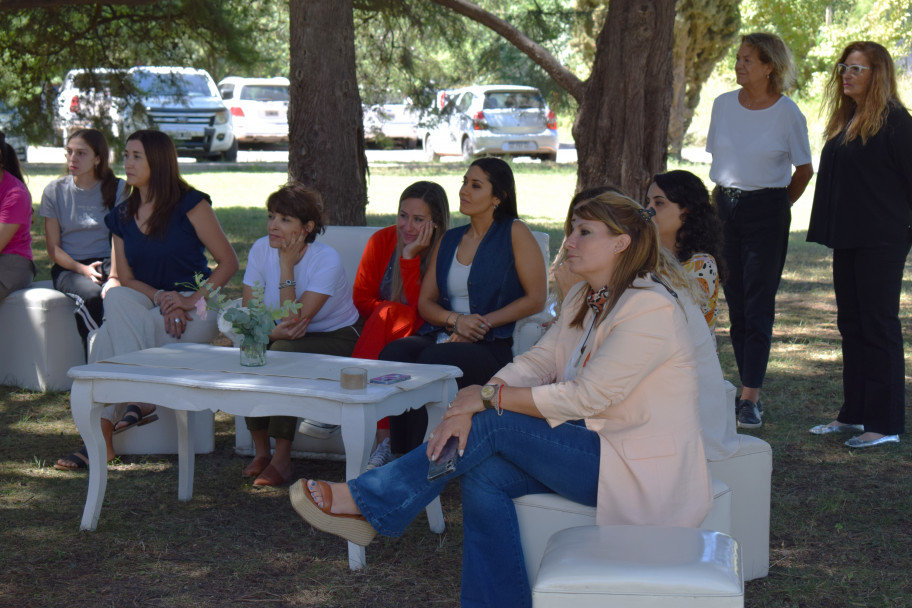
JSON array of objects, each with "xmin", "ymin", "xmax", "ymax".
[{"xmin": 351, "ymin": 181, "xmax": 450, "ymax": 467}]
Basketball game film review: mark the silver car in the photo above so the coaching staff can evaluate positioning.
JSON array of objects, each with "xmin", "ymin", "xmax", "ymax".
[{"xmin": 421, "ymin": 85, "xmax": 558, "ymax": 162}]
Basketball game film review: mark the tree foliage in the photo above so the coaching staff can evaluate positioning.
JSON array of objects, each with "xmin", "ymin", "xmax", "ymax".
[{"xmin": 0, "ymin": 0, "xmax": 285, "ymax": 143}]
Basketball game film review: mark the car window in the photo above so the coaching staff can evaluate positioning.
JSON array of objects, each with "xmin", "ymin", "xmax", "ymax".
[
  {"xmin": 240, "ymin": 85, "xmax": 289, "ymax": 102},
  {"xmin": 455, "ymin": 93, "xmax": 473, "ymax": 114},
  {"xmin": 131, "ymin": 71, "xmax": 217, "ymax": 97},
  {"xmin": 484, "ymin": 91, "xmax": 544, "ymax": 110}
]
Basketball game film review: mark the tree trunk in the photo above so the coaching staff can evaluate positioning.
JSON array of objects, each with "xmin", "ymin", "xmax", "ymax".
[
  {"xmin": 572, "ymin": 0, "xmax": 676, "ymax": 202},
  {"xmin": 288, "ymin": 0, "xmax": 367, "ymax": 225}
]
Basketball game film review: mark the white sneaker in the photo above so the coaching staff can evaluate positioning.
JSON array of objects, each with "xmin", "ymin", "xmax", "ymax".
[{"xmin": 365, "ymin": 438, "xmax": 393, "ymax": 470}]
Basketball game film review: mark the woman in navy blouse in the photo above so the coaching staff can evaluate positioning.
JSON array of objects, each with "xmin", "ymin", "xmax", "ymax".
[{"xmin": 55, "ymin": 130, "xmax": 238, "ymax": 471}]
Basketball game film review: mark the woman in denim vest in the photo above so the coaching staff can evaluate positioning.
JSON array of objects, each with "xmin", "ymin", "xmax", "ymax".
[{"xmin": 379, "ymin": 157, "xmax": 547, "ymax": 454}]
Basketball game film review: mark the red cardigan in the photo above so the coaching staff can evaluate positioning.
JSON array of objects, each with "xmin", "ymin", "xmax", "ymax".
[{"xmin": 351, "ymin": 225, "xmax": 424, "ymax": 359}]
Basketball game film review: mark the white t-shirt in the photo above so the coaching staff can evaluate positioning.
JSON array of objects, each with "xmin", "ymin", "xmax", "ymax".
[
  {"xmin": 446, "ymin": 251, "xmax": 472, "ymax": 314},
  {"xmin": 706, "ymin": 90, "xmax": 812, "ymax": 191},
  {"xmin": 39, "ymin": 175, "xmax": 127, "ymax": 259},
  {"xmin": 243, "ymin": 237, "xmax": 359, "ymax": 333}
]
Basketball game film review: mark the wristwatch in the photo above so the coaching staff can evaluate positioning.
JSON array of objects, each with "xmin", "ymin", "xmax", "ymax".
[{"xmin": 481, "ymin": 384, "xmax": 498, "ymax": 410}]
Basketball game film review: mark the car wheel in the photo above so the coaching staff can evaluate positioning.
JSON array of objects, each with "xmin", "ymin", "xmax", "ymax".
[
  {"xmin": 540, "ymin": 152, "xmax": 557, "ymax": 162},
  {"xmin": 424, "ymin": 137, "xmax": 440, "ymax": 162},
  {"xmin": 461, "ymin": 137, "xmax": 475, "ymax": 162},
  {"xmin": 222, "ymin": 137, "xmax": 239, "ymax": 162}
]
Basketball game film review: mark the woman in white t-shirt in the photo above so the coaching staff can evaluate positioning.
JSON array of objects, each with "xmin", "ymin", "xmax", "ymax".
[
  {"xmin": 706, "ymin": 32, "xmax": 813, "ymax": 429},
  {"xmin": 241, "ymin": 182, "xmax": 362, "ymax": 487},
  {"xmin": 40, "ymin": 129, "xmax": 127, "ymax": 352}
]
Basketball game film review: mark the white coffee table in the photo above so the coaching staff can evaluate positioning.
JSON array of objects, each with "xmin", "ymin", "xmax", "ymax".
[{"xmin": 69, "ymin": 342, "xmax": 461, "ymax": 569}]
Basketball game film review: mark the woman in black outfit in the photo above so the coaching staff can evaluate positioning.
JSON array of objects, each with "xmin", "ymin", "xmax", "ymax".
[{"xmin": 807, "ymin": 41, "xmax": 912, "ymax": 448}]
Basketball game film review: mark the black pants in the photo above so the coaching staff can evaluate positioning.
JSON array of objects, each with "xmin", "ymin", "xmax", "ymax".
[
  {"xmin": 715, "ymin": 187, "xmax": 790, "ymax": 390},
  {"xmin": 833, "ymin": 243, "xmax": 910, "ymax": 436},
  {"xmin": 379, "ymin": 334, "xmax": 514, "ymax": 454},
  {"xmin": 52, "ymin": 258, "xmax": 110, "ymax": 353}
]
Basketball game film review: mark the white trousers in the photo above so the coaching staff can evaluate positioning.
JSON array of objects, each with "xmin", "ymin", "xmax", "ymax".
[{"xmin": 87, "ymin": 286, "xmax": 217, "ymax": 421}]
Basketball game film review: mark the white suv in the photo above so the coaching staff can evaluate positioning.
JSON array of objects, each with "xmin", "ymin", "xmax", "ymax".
[
  {"xmin": 123, "ymin": 66, "xmax": 237, "ymax": 161},
  {"xmin": 218, "ymin": 77, "xmax": 289, "ymax": 145},
  {"xmin": 421, "ymin": 84, "xmax": 558, "ymax": 162}
]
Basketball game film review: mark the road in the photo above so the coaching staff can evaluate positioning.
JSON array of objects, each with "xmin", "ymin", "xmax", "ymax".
[{"xmin": 23, "ymin": 144, "xmax": 579, "ymax": 166}]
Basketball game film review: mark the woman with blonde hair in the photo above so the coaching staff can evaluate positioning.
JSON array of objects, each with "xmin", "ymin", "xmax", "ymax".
[
  {"xmin": 807, "ymin": 41, "xmax": 912, "ymax": 448},
  {"xmin": 290, "ymin": 192, "xmax": 711, "ymax": 608},
  {"xmin": 706, "ymin": 32, "xmax": 814, "ymax": 428}
]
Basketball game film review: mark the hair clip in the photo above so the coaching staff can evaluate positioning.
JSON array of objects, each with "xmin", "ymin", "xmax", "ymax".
[{"xmin": 637, "ymin": 207, "xmax": 656, "ymax": 222}]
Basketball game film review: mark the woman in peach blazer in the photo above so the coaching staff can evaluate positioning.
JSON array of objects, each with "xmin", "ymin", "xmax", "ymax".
[{"xmin": 290, "ymin": 192, "xmax": 713, "ymax": 608}]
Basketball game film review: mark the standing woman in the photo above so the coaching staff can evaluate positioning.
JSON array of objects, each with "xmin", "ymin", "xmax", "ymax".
[
  {"xmin": 40, "ymin": 129, "xmax": 127, "ymax": 351},
  {"xmin": 807, "ymin": 42, "xmax": 912, "ymax": 448},
  {"xmin": 55, "ymin": 130, "xmax": 238, "ymax": 471},
  {"xmin": 706, "ymin": 32, "xmax": 814, "ymax": 428},
  {"xmin": 0, "ymin": 130, "xmax": 34, "ymax": 302},
  {"xmin": 379, "ymin": 157, "xmax": 547, "ymax": 454}
]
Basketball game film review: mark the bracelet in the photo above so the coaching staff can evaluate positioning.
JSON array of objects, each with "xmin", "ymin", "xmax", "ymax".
[
  {"xmin": 279, "ymin": 279, "xmax": 296, "ymax": 289},
  {"xmin": 495, "ymin": 384, "xmax": 504, "ymax": 416},
  {"xmin": 453, "ymin": 314, "xmax": 465, "ymax": 337},
  {"xmin": 153, "ymin": 289, "xmax": 164, "ymax": 306},
  {"xmin": 445, "ymin": 312, "xmax": 457, "ymax": 329}
]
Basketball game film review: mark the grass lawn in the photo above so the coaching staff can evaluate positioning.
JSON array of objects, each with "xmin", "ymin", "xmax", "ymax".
[{"xmin": 3, "ymin": 162, "xmax": 911, "ymax": 607}]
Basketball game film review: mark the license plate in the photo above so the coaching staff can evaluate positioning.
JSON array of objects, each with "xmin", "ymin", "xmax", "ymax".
[
  {"xmin": 265, "ymin": 110, "xmax": 279, "ymax": 117},
  {"xmin": 504, "ymin": 141, "xmax": 535, "ymax": 151},
  {"xmin": 166, "ymin": 130, "xmax": 194, "ymax": 141}
]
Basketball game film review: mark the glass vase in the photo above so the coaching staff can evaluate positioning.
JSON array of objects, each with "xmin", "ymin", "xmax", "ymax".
[{"xmin": 240, "ymin": 340, "xmax": 267, "ymax": 367}]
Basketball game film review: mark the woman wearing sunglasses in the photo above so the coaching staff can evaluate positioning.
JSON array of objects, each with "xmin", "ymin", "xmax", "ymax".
[
  {"xmin": 705, "ymin": 32, "xmax": 814, "ymax": 429},
  {"xmin": 807, "ymin": 42, "xmax": 912, "ymax": 448}
]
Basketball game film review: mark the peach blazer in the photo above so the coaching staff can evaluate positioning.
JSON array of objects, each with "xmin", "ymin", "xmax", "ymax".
[{"xmin": 495, "ymin": 277, "xmax": 713, "ymax": 527}]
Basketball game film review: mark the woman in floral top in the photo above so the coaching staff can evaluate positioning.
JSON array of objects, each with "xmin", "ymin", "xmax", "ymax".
[{"xmin": 645, "ymin": 170, "xmax": 726, "ymax": 345}]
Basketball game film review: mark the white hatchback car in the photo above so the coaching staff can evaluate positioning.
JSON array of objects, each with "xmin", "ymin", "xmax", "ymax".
[
  {"xmin": 421, "ymin": 84, "xmax": 558, "ymax": 162},
  {"xmin": 218, "ymin": 77, "xmax": 289, "ymax": 145}
]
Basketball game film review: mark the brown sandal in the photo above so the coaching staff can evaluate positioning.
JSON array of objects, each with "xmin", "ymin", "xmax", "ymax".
[{"xmin": 289, "ymin": 479, "xmax": 377, "ymax": 546}]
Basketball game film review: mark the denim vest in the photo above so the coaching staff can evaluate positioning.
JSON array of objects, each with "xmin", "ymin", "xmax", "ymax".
[{"xmin": 419, "ymin": 218, "xmax": 524, "ymax": 340}]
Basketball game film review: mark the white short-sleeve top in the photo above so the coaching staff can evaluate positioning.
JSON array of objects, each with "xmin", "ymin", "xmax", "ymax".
[
  {"xmin": 243, "ymin": 237, "xmax": 359, "ymax": 333},
  {"xmin": 706, "ymin": 90, "xmax": 812, "ymax": 190}
]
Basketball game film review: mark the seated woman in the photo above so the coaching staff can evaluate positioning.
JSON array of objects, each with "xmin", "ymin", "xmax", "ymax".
[
  {"xmin": 0, "ymin": 130, "xmax": 34, "ymax": 302},
  {"xmin": 55, "ymin": 130, "xmax": 238, "ymax": 471},
  {"xmin": 350, "ymin": 181, "xmax": 450, "ymax": 468},
  {"xmin": 645, "ymin": 170, "xmax": 726, "ymax": 343},
  {"xmin": 289, "ymin": 192, "xmax": 713, "ymax": 608},
  {"xmin": 40, "ymin": 129, "xmax": 127, "ymax": 352},
  {"xmin": 379, "ymin": 157, "xmax": 547, "ymax": 454},
  {"xmin": 241, "ymin": 182, "xmax": 362, "ymax": 487}
]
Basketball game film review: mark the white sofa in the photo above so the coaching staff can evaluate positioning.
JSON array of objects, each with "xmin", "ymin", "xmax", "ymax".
[
  {"xmin": 232, "ymin": 224, "xmax": 552, "ymax": 458},
  {"xmin": 0, "ymin": 280, "xmax": 85, "ymax": 392},
  {"xmin": 532, "ymin": 525, "xmax": 744, "ymax": 607},
  {"xmin": 514, "ymin": 477, "xmax": 733, "ymax": 583}
]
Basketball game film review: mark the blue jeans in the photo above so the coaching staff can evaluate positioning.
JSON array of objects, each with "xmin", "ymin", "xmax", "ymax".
[{"xmin": 348, "ymin": 411, "xmax": 600, "ymax": 608}]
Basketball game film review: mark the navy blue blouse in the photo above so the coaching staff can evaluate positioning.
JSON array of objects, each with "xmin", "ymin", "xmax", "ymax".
[{"xmin": 105, "ymin": 189, "xmax": 212, "ymax": 290}]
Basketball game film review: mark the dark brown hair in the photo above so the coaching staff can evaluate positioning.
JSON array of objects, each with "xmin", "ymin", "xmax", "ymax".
[
  {"xmin": 124, "ymin": 130, "xmax": 192, "ymax": 238},
  {"xmin": 266, "ymin": 182, "xmax": 325, "ymax": 243},
  {"xmin": 68, "ymin": 129, "xmax": 119, "ymax": 210}
]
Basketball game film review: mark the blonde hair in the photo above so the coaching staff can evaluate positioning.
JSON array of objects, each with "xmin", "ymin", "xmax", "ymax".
[
  {"xmin": 568, "ymin": 192, "xmax": 661, "ymax": 329},
  {"xmin": 741, "ymin": 32, "xmax": 795, "ymax": 95},
  {"xmin": 823, "ymin": 41, "xmax": 901, "ymax": 144}
]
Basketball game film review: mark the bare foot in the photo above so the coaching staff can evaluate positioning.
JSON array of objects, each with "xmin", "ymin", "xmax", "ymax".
[
  {"xmin": 307, "ymin": 479, "xmax": 360, "ymax": 515},
  {"xmin": 242, "ymin": 455, "xmax": 271, "ymax": 477}
]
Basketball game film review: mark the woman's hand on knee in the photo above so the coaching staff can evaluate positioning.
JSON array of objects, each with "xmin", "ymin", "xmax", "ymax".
[
  {"xmin": 445, "ymin": 385, "xmax": 485, "ymax": 418},
  {"xmin": 165, "ymin": 309, "xmax": 191, "ymax": 338}
]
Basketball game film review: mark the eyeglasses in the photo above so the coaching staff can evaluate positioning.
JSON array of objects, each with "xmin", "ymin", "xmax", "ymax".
[{"xmin": 837, "ymin": 63, "xmax": 871, "ymax": 76}]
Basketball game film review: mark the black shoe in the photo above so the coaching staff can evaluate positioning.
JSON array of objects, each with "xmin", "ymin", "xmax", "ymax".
[{"xmin": 736, "ymin": 399, "xmax": 763, "ymax": 429}]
